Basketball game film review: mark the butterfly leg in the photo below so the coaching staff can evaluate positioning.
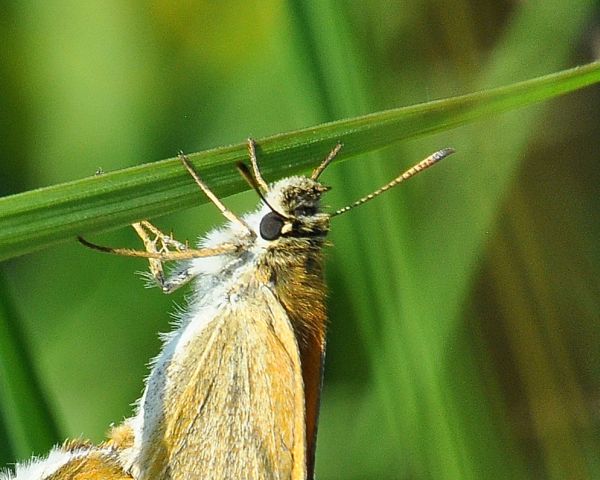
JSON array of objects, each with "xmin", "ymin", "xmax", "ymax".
[{"xmin": 130, "ymin": 221, "xmax": 197, "ymax": 294}]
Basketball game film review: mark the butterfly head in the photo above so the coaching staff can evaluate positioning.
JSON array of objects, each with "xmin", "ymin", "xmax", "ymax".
[{"xmin": 254, "ymin": 176, "xmax": 331, "ymax": 243}]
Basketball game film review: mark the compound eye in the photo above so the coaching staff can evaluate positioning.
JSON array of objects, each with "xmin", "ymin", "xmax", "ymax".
[{"xmin": 260, "ymin": 212, "xmax": 285, "ymax": 240}]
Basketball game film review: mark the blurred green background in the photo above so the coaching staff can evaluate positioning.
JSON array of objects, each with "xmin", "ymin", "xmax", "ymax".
[{"xmin": 1, "ymin": 1, "xmax": 599, "ymax": 479}]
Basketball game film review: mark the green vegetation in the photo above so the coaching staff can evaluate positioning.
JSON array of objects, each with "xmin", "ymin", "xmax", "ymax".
[{"xmin": 0, "ymin": 1, "xmax": 598, "ymax": 479}]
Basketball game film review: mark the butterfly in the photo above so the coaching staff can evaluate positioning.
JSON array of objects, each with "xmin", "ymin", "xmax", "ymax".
[{"xmin": 3, "ymin": 140, "xmax": 452, "ymax": 480}]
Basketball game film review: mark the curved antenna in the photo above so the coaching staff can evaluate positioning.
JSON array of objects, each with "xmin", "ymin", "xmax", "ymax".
[
  {"xmin": 332, "ymin": 148, "xmax": 455, "ymax": 217},
  {"xmin": 311, "ymin": 143, "xmax": 343, "ymax": 180},
  {"xmin": 246, "ymin": 138, "xmax": 270, "ymax": 193},
  {"xmin": 236, "ymin": 162, "xmax": 290, "ymax": 219}
]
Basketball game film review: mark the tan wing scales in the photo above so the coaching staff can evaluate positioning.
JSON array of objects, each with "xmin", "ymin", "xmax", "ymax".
[
  {"xmin": 137, "ymin": 283, "xmax": 306, "ymax": 480},
  {"xmin": 5, "ymin": 436, "xmax": 133, "ymax": 480},
  {"xmin": 45, "ymin": 452, "xmax": 131, "ymax": 480}
]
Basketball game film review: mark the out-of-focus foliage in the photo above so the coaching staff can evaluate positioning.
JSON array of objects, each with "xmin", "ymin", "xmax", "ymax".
[{"xmin": 0, "ymin": 1, "xmax": 598, "ymax": 479}]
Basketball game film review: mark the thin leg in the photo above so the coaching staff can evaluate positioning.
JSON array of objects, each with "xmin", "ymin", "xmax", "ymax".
[
  {"xmin": 130, "ymin": 221, "xmax": 212, "ymax": 294},
  {"xmin": 131, "ymin": 221, "xmax": 175, "ymax": 291},
  {"xmin": 159, "ymin": 265, "xmax": 196, "ymax": 294},
  {"xmin": 139, "ymin": 261, "xmax": 196, "ymax": 294},
  {"xmin": 137, "ymin": 220, "xmax": 188, "ymax": 250},
  {"xmin": 79, "ymin": 151, "xmax": 247, "ymax": 291},
  {"xmin": 134, "ymin": 222, "xmax": 195, "ymax": 292},
  {"xmin": 78, "ymin": 231, "xmax": 237, "ymax": 294}
]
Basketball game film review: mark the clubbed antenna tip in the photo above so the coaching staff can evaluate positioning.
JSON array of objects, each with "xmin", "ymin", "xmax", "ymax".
[{"xmin": 332, "ymin": 147, "xmax": 455, "ymax": 217}]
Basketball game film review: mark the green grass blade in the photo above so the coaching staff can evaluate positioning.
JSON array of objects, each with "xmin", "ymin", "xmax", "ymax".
[{"xmin": 0, "ymin": 61, "xmax": 598, "ymax": 262}]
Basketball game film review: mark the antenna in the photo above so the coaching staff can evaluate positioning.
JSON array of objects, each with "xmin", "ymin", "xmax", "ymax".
[
  {"xmin": 236, "ymin": 162, "xmax": 289, "ymax": 219},
  {"xmin": 331, "ymin": 148, "xmax": 455, "ymax": 217},
  {"xmin": 246, "ymin": 138, "xmax": 270, "ymax": 192},
  {"xmin": 178, "ymin": 152, "xmax": 254, "ymax": 234}
]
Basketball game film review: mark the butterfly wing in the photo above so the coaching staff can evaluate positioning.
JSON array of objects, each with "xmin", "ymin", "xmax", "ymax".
[
  {"xmin": 3, "ymin": 442, "xmax": 132, "ymax": 480},
  {"xmin": 136, "ymin": 284, "xmax": 306, "ymax": 480}
]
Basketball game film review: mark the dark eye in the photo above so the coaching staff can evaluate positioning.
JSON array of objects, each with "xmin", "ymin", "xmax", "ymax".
[
  {"xmin": 260, "ymin": 212, "xmax": 285, "ymax": 240},
  {"xmin": 294, "ymin": 205, "xmax": 317, "ymax": 217}
]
